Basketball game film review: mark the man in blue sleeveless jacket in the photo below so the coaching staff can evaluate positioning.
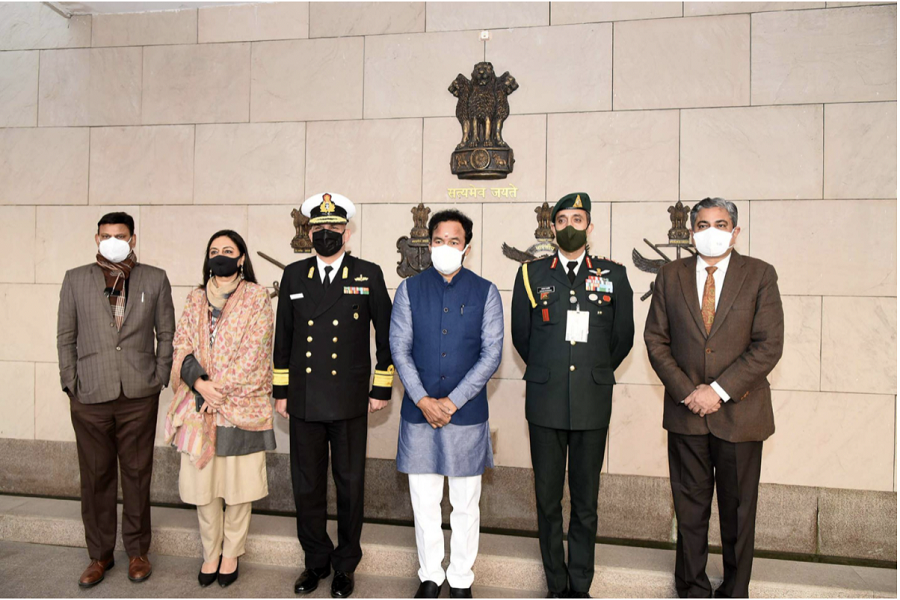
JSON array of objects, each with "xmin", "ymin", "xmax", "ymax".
[{"xmin": 390, "ymin": 209, "xmax": 503, "ymax": 599}]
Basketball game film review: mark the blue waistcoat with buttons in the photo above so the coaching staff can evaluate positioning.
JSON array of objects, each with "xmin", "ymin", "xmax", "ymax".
[{"xmin": 400, "ymin": 267, "xmax": 491, "ymax": 426}]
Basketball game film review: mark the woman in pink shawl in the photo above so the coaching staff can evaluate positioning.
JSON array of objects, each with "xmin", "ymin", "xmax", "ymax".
[{"xmin": 165, "ymin": 230, "xmax": 274, "ymax": 588}]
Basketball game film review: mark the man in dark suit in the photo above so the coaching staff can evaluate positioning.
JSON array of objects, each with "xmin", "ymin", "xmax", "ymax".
[
  {"xmin": 644, "ymin": 197, "xmax": 784, "ymax": 598},
  {"xmin": 57, "ymin": 211, "xmax": 175, "ymax": 587},
  {"xmin": 512, "ymin": 193, "xmax": 634, "ymax": 598},
  {"xmin": 273, "ymin": 192, "xmax": 394, "ymax": 599}
]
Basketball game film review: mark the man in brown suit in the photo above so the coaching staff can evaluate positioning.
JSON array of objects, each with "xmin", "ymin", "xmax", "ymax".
[
  {"xmin": 57, "ymin": 212, "xmax": 175, "ymax": 587},
  {"xmin": 644, "ymin": 198, "xmax": 784, "ymax": 598}
]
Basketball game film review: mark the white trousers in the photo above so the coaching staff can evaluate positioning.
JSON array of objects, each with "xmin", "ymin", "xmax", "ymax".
[{"xmin": 408, "ymin": 473, "xmax": 482, "ymax": 589}]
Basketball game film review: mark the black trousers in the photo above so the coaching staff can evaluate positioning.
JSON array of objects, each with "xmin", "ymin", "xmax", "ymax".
[
  {"xmin": 290, "ymin": 413, "xmax": 367, "ymax": 573},
  {"xmin": 529, "ymin": 423, "xmax": 608, "ymax": 594},
  {"xmin": 668, "ymin": 432, "xmax": 763, "ymax": 599},
  {"xmin": 69, "ymin": 391, "xmax": 159, "ymax": 561}
]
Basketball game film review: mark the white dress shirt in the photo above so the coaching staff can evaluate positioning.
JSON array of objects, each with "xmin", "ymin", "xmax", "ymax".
[
  {"xmin": 696, "ymin": 252, "xmax": 732, "ymax": 402},
  {"xmin": 316, "ymin": 252, "xmax": 345, "ymax": 284},
  {"xmin": 557, "ymin": 249, "xmax": 586, "ymax": 277}
]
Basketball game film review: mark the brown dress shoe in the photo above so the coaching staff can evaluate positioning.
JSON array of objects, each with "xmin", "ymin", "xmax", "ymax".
[
  {"xmin": 128, "ymin": 555, "xmax": 152, "ymax": 582},
  {"xmin": 79, "ymin": 558, "xmax": 114, "ymax": 588}
]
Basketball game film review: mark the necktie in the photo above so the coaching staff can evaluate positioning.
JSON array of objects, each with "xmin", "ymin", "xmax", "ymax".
[
  {"xmin": 567, "ymin": 261, "xmax": 578, "ymax": 284},
  {"xmin": 701, "ymin": 266, "xmax": 717, "ymax": 334},
  {"xmin": 323, "ymin": 266, "xmax": 333, "ymax": 291}
]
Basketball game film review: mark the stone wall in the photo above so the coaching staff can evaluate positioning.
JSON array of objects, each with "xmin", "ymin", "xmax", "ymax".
[{"xmin": 0, "ymin": 1, "xmax": 896, "ymax": 560}]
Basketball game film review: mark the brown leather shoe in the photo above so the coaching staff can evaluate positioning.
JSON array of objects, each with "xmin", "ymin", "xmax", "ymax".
[
  {"xmin": 128, "ymin": 555, "xmax": 152, "ymax": 582},
  {"xmin": 78, "ymin": 558, "xmax": 114, "ymax": 588}
]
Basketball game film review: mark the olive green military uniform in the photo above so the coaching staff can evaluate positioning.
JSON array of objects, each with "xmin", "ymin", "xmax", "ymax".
[{"xmin": 511, "ymin": 193, "xmax": 634, "ymax": 595}]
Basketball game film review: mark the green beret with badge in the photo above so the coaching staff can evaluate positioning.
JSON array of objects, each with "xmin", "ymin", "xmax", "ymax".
[{"xmin": 551, "ymin": 192, "xmax": 591, "ymax": 220}]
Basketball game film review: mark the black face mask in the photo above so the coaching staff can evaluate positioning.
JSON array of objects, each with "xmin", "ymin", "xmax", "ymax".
[
  {"xmin": 313, "ymin": 229, "xmax": 344, "ymax": 257},
  {"xmin": 209, "ymin": 255, "xmax": 241, "ymax": 277}
]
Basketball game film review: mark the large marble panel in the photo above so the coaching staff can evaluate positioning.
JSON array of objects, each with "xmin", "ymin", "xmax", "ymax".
[
  {"xmin": 38, "ymin": 47, "xmax": 142, "ymax": 127},
  {"xmin": 140, "ymin": 206, "xmax": 248, "ymax": 287},
  {"xmin": 360, "ymin": 203, "xmax": 483, "ymax": 290},
  {"xmin": 547, "ymin": 111, "xmax": 679, "ymax": 202},
  {"xmin": 91, "ymin": 9, "xmax": 197, "ymax": 47},
  {"xmin": 608, "ymin": 384, "xmax": 668, "ymax": 478},
  {"xmin": 486, "ymin": 379, "xmax": 531, "ymax": 469},
  {"xmin": 34, "ymin": 362, "xmax": 75, "ymax": 443},
  {"xmin": 89, "ymin": 126, "xmax": 193, "ymax": 206},
  {"xmin": 615, "ymin": 293, "xmax": 660, "ymax": 387},
  {"xmin": 0, "ymin": 207, "xmax": 35, "ymax": 283},
  {"xmin": 305, "ymin": 119, "xmax": 422, "ymax": 204},
  {"xmin": 425, "ymin": 2, "xmax": 549, "ymax": 31},
  {"xmin": 246, "ymin": 204, "xmax": 363, "ymax": 295},
  {"xmin": 614, "ymin": 15, "xmax": 750, "ymax": 110},
  {"xmin": 551, "ymin": 2, "xmax": 683, "ymax": 24},
  {"xmin": 422, "ymin": 115, "xmax": 546, "ymax": 206},
  {"xmin": 480, "ymin": 201, "xmax": 611, "ymax": 293},
  {"xmin": 750, "ymin": 199, "xmax": 896, "ymax": 296},
  {"xmin": 763, "ymin": 390, "xmax": 894, "ymax": 490},
  {"xmin": 485, "ymin": 23, "xmax": 612, "ymax": 114},
  {"xmin": 751, "ymin": 5, "xmax": 897, "ymax": 104},
  {"xmin": 0, "ymin": 51, "xmax": 38, "ymax": 127},
  {"xmin": 494, "ymin": 290, "xmax": 527, "ymax": 381},
  {"xmin": 824, "ymin": 102, "xmax": 897, "ymax": 199},
  {"xmin": 609, "ymin": 201, "xmax": 751, "ymax": 294},
  {"xmin": 143, "ymin": 43, "xmax": 250, "ymax": 125},
  {"xmin": 685, "ymin": 2, "xmax": 825, "ymax": 15},
  {"xmin": 0, "ymin": 3, "xmax": 91, "ymax": 50},
  {"xmin": 310, "ymin": 2, "xmax": 424, "ymax": 37},
  {"xmin": 199, "ymin": 2, "xmax": 309, "ymax": 43},
  {"xmin": 0, "ymin": 127, "xmax": 89, "ymax": 205},
  {"xmin": 680, "ymin": 105, "xmax": 823, "ymax": 200},
  {"xmin": 364, "ymin": 31, "xmax": 484, "ymax": 119},
  {"xmin": 35, "ymin": 205, "xmax": 142, "ymax": 285},
  {"xmin": 821, "ymin": 297, "xmax": 896, "ymax": 395},
  {"xmin": 251, "ymin": 37, "xmax": 363, "ymax": 122},
  {"xmin": 0, "ymin": 362, "xmax": 35, "ymax": 440},
  {"xmin": 195, "ymin": 122, "xmax": 306, "ymax": 205},
  {"xmin": 0, "ymin": 285, "xmax": 60, "ymax": 363},
  {"xmin": 768, "ymin": 296, "xmax": 821, "ymax": 392}
]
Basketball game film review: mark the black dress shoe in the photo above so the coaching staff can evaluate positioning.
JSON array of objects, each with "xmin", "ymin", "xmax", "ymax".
[
  {"xmin": 331, "ymin": 571, "xmax": 354, "ymax": 598},
  {"xmin": 198, "ymin": 557, "xmax": 221, "ymax": 587},
  {"xmin": 450, "ymin": 586, "xmax": 473, "ymax": 598},
  {"xmin": 415, "ymin": 580, "xmax": 442, "ymax": 598},
  {"xmin": 569, "ymin": 592, "xmax": 591, "ymax": 598},
  {"xmin": 217, "ymin": 560, "xmax": 239, "ymax": 587},
  {"xmin": 295, "ymin": 567, "xmax": 331, "ymax": 595},
  {"xmin": 546, "ymin": 590, "xmax": 569, "ymax": 599}
]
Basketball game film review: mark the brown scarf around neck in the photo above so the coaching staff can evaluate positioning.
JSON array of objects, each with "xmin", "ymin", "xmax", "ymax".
[{"xmin": 96, "ymin": 251, "xmax": 136, "ymax": 330}]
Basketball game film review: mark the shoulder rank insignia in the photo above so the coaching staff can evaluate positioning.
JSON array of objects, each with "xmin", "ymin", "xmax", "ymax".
[
  {"xmin": 308, "ymin": 266, "xmax": 315, "ymax": 279},
  {"xmin": 342, "ymin": 266, "xmax": 349, "ymax": 279}
]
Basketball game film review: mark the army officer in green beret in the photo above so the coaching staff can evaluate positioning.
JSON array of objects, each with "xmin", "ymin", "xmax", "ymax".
[{"xmin": 512, "ymin": 193, "xmax": 634, "ymax": 598}]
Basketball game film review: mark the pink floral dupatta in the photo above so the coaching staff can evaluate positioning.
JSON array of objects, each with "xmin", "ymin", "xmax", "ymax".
[{"xmin": 164, "ymin": 281, "xmax": 274, "ymax": 469}]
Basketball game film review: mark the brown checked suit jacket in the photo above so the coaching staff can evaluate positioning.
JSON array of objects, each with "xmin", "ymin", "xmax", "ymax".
[
  {"xmin": 644, "ymin": 251, "xmax": 784, "ymax": 443},
  {"xmin": 57, "ymin": 263, "xmax": 176, "ymax": 405}
]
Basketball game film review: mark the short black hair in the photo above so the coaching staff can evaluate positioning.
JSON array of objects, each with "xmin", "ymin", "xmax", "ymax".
[
  {"xmin": 428, "ymin": 209, "xmax": 473, "ymax": 245},
  {"xmin": 97, "ymin": 212, "xmax": 134, "ymax": 236}
]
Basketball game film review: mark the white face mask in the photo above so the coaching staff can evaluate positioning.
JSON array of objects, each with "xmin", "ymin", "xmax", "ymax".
[
  {"xmin": 98, "ymin": 236, "xmax": 132, "ymax": 263},
  {"xmin": 692, "ymin": 228, "xmax": 734, "ymax": 258},
  {"xmin": 431, "ymin": 244, "xmax": 468, "ymax": 275}
]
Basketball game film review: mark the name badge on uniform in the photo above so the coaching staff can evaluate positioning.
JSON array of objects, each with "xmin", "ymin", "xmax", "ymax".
[
  {"xmin": 290, "ymin": 293, "xmax": 304, "ymax": 300},
  {"xmin": 585, "ymin": 276, "xmax": 613, "ymax": 294},
  {"xmin": 343, "ymin": 286, "xmax": 369, "ymax": 295},
  {"xmin": 565, "ymin": 309, "xmax": 589, "ymax": 343}
]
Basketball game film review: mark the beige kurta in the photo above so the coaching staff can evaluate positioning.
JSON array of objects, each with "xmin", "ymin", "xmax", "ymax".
[{"xmin": 179, "ymin": 451, "xmax": 268, "ymax": 506}]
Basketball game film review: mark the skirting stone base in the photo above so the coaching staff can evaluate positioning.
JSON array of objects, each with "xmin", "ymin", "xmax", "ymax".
[{"xmin": 0, "ymin": 439, "xmax": 894, "ymax": 563}]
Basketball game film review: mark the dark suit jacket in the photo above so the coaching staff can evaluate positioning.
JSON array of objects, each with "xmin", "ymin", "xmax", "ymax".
[
  {"xmin": 512, "ymin": 254, "xmax": 634, "ymax": 431},
  {"xmin": 644, "ymin": 251, "xmax": 784, "ymax": 443},
  {"xmin": 273, "ymin": 253, "xmax": 394, "ymax": 422},
  {"xmin": 57, "ymin": 263, "xmax": 176, "ymax": 405}
]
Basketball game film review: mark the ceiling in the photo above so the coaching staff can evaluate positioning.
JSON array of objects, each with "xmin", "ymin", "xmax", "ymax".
[{"xmin": 54, "ymin": 1, "xmax": 247, "ymax": 15}]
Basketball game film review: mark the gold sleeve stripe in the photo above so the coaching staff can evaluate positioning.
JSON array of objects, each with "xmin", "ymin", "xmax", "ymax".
[
  {"xmin": 373, "ymin": 365, "xmax": 395, "ymax": 388},
  {"xmin": 522, "ymin": 263, "xmax": 537, "ymax": 309},
  {"xmin": 273, "ymin": 371, "xmax": 289, "ymax": 386}
]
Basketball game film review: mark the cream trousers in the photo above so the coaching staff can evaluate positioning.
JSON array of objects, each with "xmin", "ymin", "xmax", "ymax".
[{"xmin": 197, "ymin": 498, "xmax": 252, "ymax": 562}]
